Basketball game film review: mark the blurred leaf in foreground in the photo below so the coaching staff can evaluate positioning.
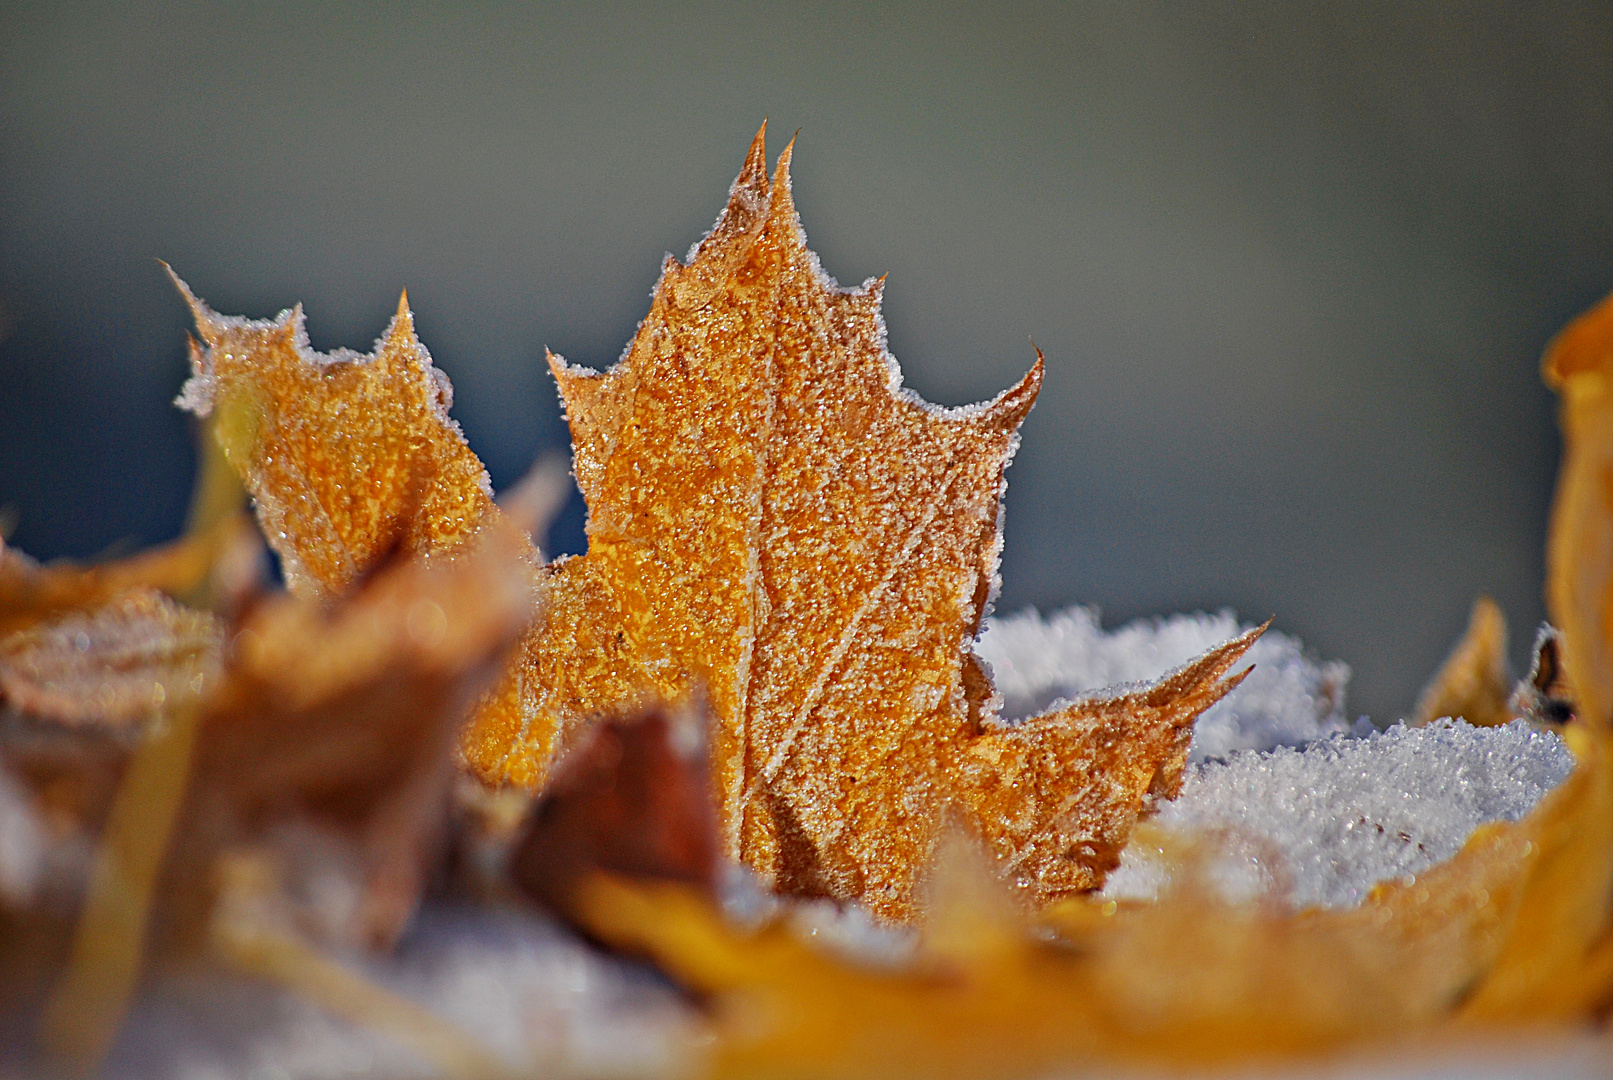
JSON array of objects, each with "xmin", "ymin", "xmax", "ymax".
[
  {"xmin": 0, "ymin": 591, "xmax": 222, "ymax": 732},
  {"xmin": 29, "ymin": 521, "xmax": 535, "ymax": 1074},
  {"xmin": 566, "ymin": 723, "xmax": 1604, "ymax": 1078}
]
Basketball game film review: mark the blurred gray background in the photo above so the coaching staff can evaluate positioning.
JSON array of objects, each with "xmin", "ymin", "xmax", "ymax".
[{"xmin": 2, "ymin": 2, "xmax": 1610, "ymax": 723}]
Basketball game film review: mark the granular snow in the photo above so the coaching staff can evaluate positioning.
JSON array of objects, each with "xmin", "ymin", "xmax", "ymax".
[
  {"xmin": 107, "ymin": 905, "xmax": 697, "ymax": 1080},
  {"xmin": 1102, "ymin": 719, "xmax": 1575, "ymax": 909},
  {"xmin": 978, "ymin": 606, "xmax": 1353, "ymax": 761}
]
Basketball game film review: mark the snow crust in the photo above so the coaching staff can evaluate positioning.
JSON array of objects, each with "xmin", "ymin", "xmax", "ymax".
[
  {"xmin": 108, "ymin": 905, "xmax": 696, "ymax": 1080},
  {"xmin": 1102, "ymin": 719, "xmax": 1574, "ymax": 909},
  {"xmin": 979, "ymin": 605, "xmax": 1574, "ymax": 910},
  {"xmin": 978, "ymin": 606, "xmax": 1353, "ymax": 761}
]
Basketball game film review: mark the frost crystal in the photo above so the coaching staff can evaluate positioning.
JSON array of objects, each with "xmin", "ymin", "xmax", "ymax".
[
  {"xmin": 978, "ymin": 606, "xmax": 1351, "ymax": 761},
  {"xmin": 1102, "ymin": 719, "xmax": 1575, "ymax": 909}
]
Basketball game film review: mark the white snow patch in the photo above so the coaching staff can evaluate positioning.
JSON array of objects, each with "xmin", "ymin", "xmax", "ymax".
[
  {"xmin": 978, "ymin": 606, "xmax": 1353, "ymax": 761},
  {"xmin": 1102, "ymin": 719, "xmax": 1575, "ymax": 910},
  {"xmin": 108, "ymin": 904, "xmax": 697, "ymax": 1080}
]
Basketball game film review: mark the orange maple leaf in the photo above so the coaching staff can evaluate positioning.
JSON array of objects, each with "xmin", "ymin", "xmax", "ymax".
[
  {"xmin": 168, "ymin": 277, "xmax": 500, "ymax": 599},
  {"xmin": 175, "ymin": 125, "xmax": 1257, "ymax": 920}
]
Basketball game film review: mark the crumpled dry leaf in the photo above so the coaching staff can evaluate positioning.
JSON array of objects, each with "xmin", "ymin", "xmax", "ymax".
[
  {"xmin": 177, "ymin": 125, "xmax": 1257, "ymax": 920},
  {"xmin": 28, "ymin": 522, "xmax": 536, "ymax": 1074},
  {"xmin": 510, "ymin": 705, "xmax": 718, "ymax": 921},
  {"xmin": 520, "ymin": 690, "xmax": 1509, "ymax": 1074},
  {"xmin": 1413, "ymin": 595, "xmax": 1512, "ymax": 727},
  {"xmin": 1510, "ymin": 624, "xmax": 1576, "ymax": 726},
  {"xmin": 171, "ymin": 521, "xmax": 538, "ymax": 952},
  {"xmin": 1456, "ymin": 724, "xmax": 1613, "ymax": 1022},
  {"xmin": 0, "ymin": 589, "xmax": 223, "ymax": 731}
]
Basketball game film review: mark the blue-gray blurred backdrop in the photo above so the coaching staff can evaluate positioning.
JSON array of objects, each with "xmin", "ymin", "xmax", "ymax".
[{"xmin": 3, "ymin": 2, "xmax": 1611, "ymax": 723}]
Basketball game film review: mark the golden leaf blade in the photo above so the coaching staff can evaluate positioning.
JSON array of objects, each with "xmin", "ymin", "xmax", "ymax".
[
  {"xmin": 1543, "ymin": 286, "xmax": 1613, "ymax": 730},
  {"xmin": 465, "ymin": 126, "xmax": 1238, "ymax": 920},
  {"xmin": 172, "ymin": 274, "xmax": 503, "ymax": 598},
  {"xmin": 560, "ymin": 282, "xmax": 1613, "ymax": 1074},
  {"xmin": 1414, "ymin": 596, "xmax": 1513, "ymax": 727}
]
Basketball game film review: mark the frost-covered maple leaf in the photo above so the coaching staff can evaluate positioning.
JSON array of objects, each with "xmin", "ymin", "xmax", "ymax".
[{"xmin": 174, "ymin": 125, "xmax": 1257, "ymax": 921}]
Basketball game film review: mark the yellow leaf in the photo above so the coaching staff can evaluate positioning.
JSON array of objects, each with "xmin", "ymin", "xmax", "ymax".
[
  {"xmin": 182, "ymin": 125, "xmax": 1257, "ymax": 921},
  {"xmin": 173, "ymin": 277, "xmax": 503, "ymax": 598}
]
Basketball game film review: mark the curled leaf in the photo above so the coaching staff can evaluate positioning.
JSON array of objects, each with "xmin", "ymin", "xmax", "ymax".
[
  {"xmin": 1510, "ymin": 624, "xmax": 1576, "ymax": 726},
  {"xmin": 169, "ymin": 521, "xmax": 539, "ymax": 952},
  {"xmin": 1543, "ymin": 286, "xmax": 1613, "ymax": 730}
]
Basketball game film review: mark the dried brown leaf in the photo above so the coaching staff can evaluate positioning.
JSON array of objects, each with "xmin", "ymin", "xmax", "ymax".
[
  {"xmin": 169, "ymin": 521, "xmax": 538, "ymax": 951},
  {"xmin": 510, "ymin": 705, "xmax": 717, "ymax": 919},
  {"xmin": 0, "ymin": 589, "xmax": 223, "ymax": 731},
  {"xmin": 1510, "ymin": 624, "xmax": 1576, "ymax": 726}
]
